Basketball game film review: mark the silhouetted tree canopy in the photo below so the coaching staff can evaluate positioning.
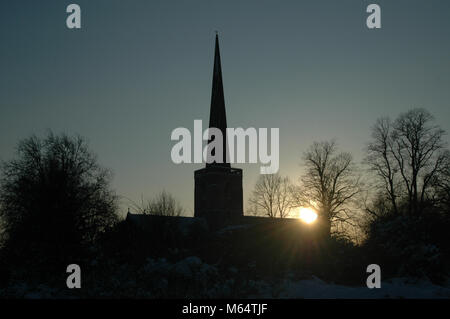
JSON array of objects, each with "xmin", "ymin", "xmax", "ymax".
[
  {"xmin": 0, "ymin": 132, "xmax": 118, "ymax": 264},
  {"xmin": 130, "ymin": 190, "xmax": 184, "ymax": 217},
  {"xmin": 299, "ymin": 140, "xmax": 362, "ymax": 238},
  {"xmin": 365, "ymin": 108, "xmax": 450, "ymax": 215},
  {"xmin": 248, "ymin": 174, "xmax": 295, "ymax": 218}
]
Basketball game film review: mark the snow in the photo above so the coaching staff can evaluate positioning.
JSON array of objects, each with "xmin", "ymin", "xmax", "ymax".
[
  {"xmin": 1, "ymin": 257, "xmax": 449, "ymax": 298},
  {"xmin": 252, "ymin": 276, "xmax": 450, "ymax": 299}
]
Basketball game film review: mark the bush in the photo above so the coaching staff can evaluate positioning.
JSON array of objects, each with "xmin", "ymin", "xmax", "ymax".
[{"xmin": 364, "ymin": 211, "xmax": 450, "ymax": 283}]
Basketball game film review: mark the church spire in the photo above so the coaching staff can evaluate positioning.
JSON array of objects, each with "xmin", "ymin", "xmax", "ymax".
[
  {"xmin": 207, "ymin": 33, "xmax": 230, "ymax": 167},
  {"xmin": 194, "ymin": 33, "xmax": 243, "ymax": 219}
]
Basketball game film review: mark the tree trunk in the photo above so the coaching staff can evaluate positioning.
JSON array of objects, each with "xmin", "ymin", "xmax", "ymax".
[{"xmin": 318, "ymin": 214, "xmax": 331, "ymax": 239}]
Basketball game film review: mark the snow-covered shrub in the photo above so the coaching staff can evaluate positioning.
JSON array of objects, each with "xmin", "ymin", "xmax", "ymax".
[{"xmin": 364, "ymin": 212, "xmax": 450, "ymax": 283}]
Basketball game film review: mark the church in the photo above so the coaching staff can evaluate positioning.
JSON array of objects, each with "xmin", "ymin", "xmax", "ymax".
[
  {"xmin": 194, "ymin": 34, "xmax": 243, "ymax": 222},
  {"xmin": 126, "ymin": 35, "xmax": 317, "ymax": 235},
  {"xmin": 128, "ymin": 34, "xmax": 244, "ymax": 227}
]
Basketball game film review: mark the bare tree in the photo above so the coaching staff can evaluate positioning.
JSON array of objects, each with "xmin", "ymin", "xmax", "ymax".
[
  {"xmin": 299, "ymin": 140, "xmax": 362, "ymax": 237},
  {"xmin": 365, "ymin": 117, "xmax": 401, "ymax": 215},
  {"xmin": 248, "ymin": 174, "xmax": 295, "ymax": 218},
  {"xmin": 365, "ymin": 108, "xmax": 449, "ymax": 215},
  {"xmin": 430, "ymin": 150, "xmax": 450, "ymax": 213},
  {"xmin": 130, "ymin": 191, "xmax": 183, "ymax": 217}
]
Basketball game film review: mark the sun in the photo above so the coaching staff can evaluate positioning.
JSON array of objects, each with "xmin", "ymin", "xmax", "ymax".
[{"xmin": 299, "ymin": 207, "xmax": 318, "ymax": 224}]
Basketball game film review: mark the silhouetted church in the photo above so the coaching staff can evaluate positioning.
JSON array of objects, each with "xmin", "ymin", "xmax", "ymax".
[
  {"xmin": 194, "ymin": 34, "xmax": 243, "ymax": 220},
  {"xmin": 126, "ymin": 34, "xmax": 244, "ymax": 229},
  {"xmin": 126, "ymin": 35, "xmax": 318, "ymax": 237}
]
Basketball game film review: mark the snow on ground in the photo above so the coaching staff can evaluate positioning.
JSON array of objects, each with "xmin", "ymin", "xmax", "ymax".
[
  {"xmin": 2, "ymin": 277, "xmax": 450, "ymax": 298},
  {"xmin": 253, "ymin": 276, "xmax": 450, "ymax": 299},
  {"xmin": 2, "ymin": 257, "xmax": 449, "ymax": 298}
]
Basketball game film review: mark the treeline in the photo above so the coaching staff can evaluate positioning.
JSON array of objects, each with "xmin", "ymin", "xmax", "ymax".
[
  {"xmin": 0, "ymin": 108, "xmax": 449, "ymax": 295},
  {"xmin": 247, "ymin": 108, "xmax": 450, "ymax": 280},
  {"xmin": 249, "ymin": 108, "xmax": 450, "ymax": 232}
]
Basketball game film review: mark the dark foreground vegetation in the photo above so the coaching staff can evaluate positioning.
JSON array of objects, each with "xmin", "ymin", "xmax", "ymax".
[
  {"xmin": 1, "ymin": 212, "xmax": 448, "ymax": 298},
  {"xmin": 1, "ymin": 108, "xmax": 449, "ymax": 297}
]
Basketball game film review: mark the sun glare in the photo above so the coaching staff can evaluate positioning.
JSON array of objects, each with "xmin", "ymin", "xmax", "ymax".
[{"xmin": 299, "ymin": 207, "xmax": 318, "ymax": 224}]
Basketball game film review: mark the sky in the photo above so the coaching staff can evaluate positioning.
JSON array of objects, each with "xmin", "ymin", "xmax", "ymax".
[{"xmin": 1, "ymin": 0, "xmax": 450, "ymax": 218}]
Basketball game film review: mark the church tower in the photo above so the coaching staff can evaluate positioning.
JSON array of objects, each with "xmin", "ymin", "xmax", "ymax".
[{"xmin": 194, "ymin": 34, "xmax": 243, "ymax": 220}]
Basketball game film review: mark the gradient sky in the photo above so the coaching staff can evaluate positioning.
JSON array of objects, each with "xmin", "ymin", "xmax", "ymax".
[{"xmin": 1, "ymin": 0, "xmax": 450, "ymax": 218}]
